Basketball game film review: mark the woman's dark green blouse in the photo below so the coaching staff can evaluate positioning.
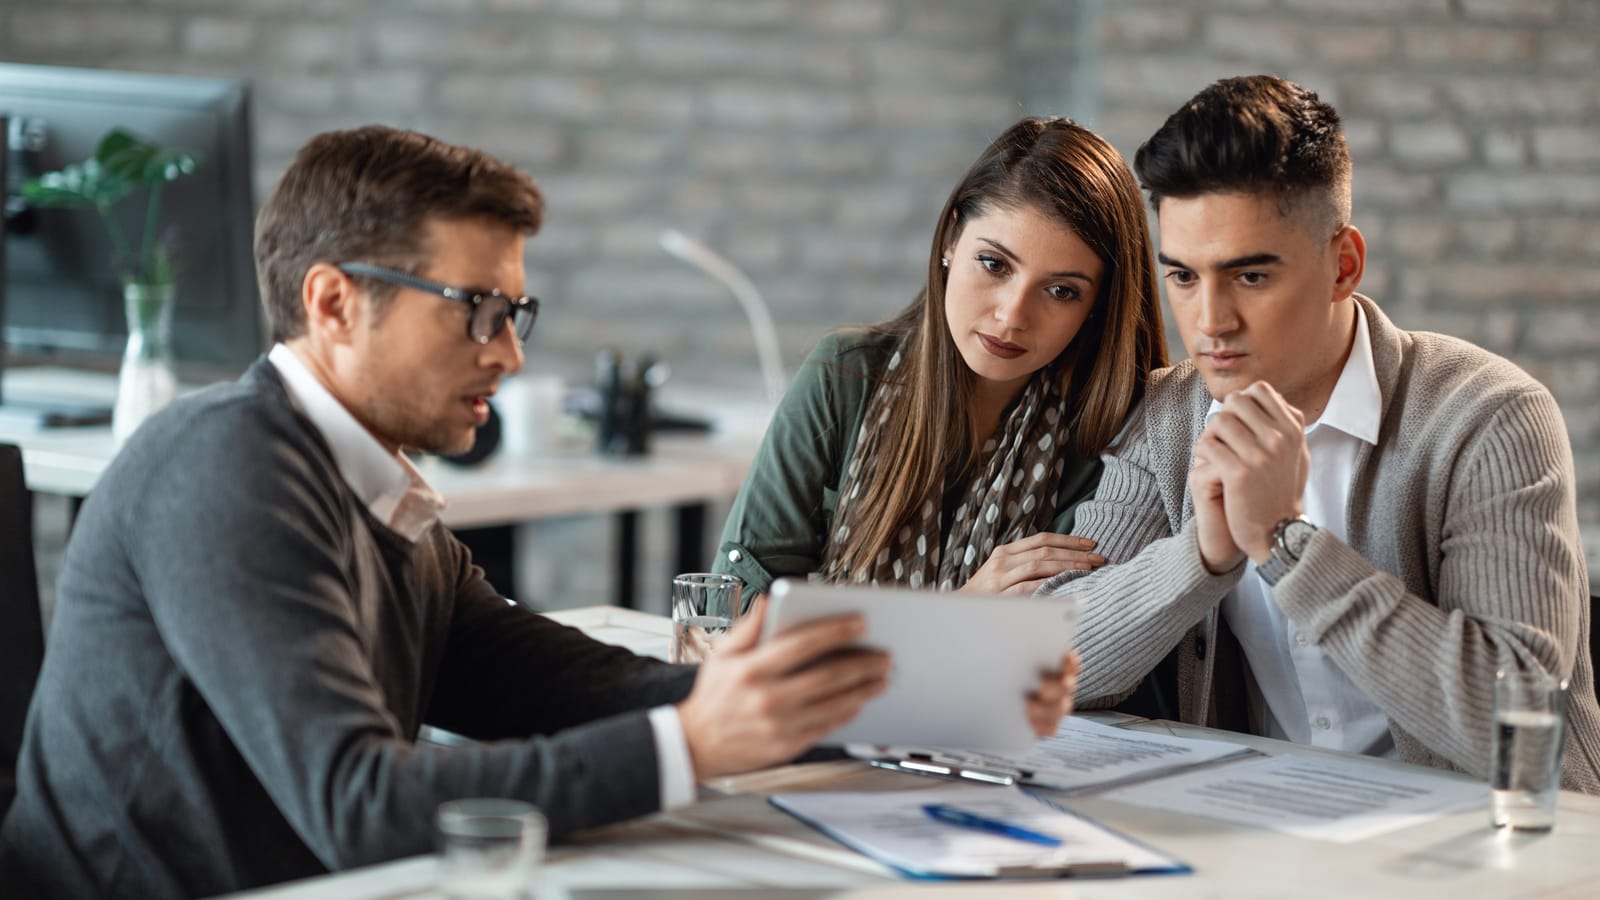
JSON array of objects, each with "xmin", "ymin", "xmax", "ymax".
[{"xmin": 713, "ymin": 327, "xmax": 1104, "ymax": 596}]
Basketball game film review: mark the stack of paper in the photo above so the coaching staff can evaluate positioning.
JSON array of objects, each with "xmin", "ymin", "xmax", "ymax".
[
  {"xmin": 853, "ymin": 718, "xmax": 1486, "ymax": 844},
  {"xmin": 853, "ymin": 715, "xmax": 1260, "ymax": 794},
  {"xmin": 1104, "ymin": 753, "xmax": 1488, "ymax": 843}
]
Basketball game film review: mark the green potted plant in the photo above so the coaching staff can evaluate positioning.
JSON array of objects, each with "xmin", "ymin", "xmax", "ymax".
[{"xmin": 21, "ymin": 128, "xmax": 201, "ymax": 442}]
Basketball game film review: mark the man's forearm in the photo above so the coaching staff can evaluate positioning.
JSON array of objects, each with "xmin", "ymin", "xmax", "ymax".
[
  {"xmin": 1045, "ymin": 522, "xmax": 1243, "ymax": 705},
  {"xmin": 1269, "ymin": 391, "xmax": 1588, "ymax": 777}
]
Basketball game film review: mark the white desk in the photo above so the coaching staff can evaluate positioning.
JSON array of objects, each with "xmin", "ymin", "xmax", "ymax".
[
  {"xmin": 6, "ymin": 426, "xmax": 754, "ymax": 530},
  {"xmin": 538, "ymin": 604, "xmax": 676, "ymax": 661},
  {"xmin": 235, "ymin": 607, "xmax": 1600, "ymax": 900},
  {"xmin": 414, "ymin": 437, "xmax": 752, "ymax": 530},
  {"xmin": 0, "ymin": 368, "xmax": 762, "ymax": 605},
  {"xmin": 0, "ymin": 369, "xmax": 758, "ymax": 524}
]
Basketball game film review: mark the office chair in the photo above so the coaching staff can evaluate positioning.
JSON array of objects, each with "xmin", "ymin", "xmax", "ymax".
[
  {"xmin": 1591, "ymin": 594, "xmax": 1599, "ymax": 706},
  {"xmin": 0, "ymin": 443, "xmax": 44, "ymax": 821}
]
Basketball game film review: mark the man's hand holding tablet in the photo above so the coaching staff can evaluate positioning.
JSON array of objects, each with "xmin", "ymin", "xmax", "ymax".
[
  {"xmin": 677, "ymin": 604, "xmax": 891, "ymax": 780},
  {"xmin": 758, "ymin": 581, "xmax": 1082, "ymax": 752}
]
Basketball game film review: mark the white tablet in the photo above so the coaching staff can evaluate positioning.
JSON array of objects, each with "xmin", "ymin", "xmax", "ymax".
[{"xmin": 761, "ymin": 579, "xmax": 1079, "ymax": 752}]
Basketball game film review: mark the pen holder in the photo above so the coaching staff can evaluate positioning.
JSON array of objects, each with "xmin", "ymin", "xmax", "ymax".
[{"xmin": 595, "ymin": 349, "xmax": 664, "ymax": 457}]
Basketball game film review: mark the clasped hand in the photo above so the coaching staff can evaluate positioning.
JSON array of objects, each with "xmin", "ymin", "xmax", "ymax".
[
  {"xmin": 1188, "ymin": 381, "xmax": 1310, "ymax": 573},
  {"xmin": 677, "ymin": 606, "xmax": 1081, "ymax": 780}
]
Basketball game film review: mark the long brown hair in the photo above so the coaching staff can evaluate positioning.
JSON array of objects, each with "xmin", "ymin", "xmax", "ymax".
[{"xmin": 832, "ymin": 117, "xmax": 1167, "ymax": 577}]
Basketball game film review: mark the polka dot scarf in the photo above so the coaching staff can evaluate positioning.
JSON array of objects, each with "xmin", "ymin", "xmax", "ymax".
[{"xmin": 820, "ymin": 343, "xmax": 1072, "ymax": 591}]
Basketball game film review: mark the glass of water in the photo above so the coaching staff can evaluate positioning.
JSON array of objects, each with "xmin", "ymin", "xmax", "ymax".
[
  {"xmin": 670, "ymin": 572, "xmax": 744, "ymax": 664},
  {"xmin": 1490, "ymin": 669, "xmax": 1569, "ymax": 832},
  {"xmin": 436, "ymin": 798, "xmax": 545, "ymax": 899}
]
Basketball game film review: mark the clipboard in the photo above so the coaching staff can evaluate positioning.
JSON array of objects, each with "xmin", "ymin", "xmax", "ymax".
[
  {"xmin": 864, "ymin": 753, "xmax": 1032, "ymax": 785},
  {"xmin": 849, "ymin": 715, "xmax": 1263, "ymax": 795},
  {"xmin": 769, "ymin": 783, "xmax": 1189, "ymax": 880},
  {"xmin": 761, "ymin": 579, "xmax": 1078, "ymax": 751}
]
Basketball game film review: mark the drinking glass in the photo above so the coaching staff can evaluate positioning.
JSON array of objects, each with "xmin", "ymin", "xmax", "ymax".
[
  {"xmin": 1490, "ymin": 670, "xmax": 1568, "ymax": 832},
  {"xmin": 670, "ymin": 572, "xmax": 744, "ymax": 664},
  {"xmin": 436, "ymin": 798, "xmax": 546, "ymax": 899}
]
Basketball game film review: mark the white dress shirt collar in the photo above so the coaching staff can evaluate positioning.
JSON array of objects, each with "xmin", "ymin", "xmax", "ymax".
[
  {"xmin": 267, "ymin": 343, "xmax": 445, "ymax": 542},
  {"xmin": 1312, "ymin": 302, "xmax": 1381, "ymax": 445}
]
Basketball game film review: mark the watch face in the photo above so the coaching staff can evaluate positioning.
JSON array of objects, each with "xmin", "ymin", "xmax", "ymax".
[{"xmin": 1281, "ymin": 518, "xmax": 1317, "ymax": 559}]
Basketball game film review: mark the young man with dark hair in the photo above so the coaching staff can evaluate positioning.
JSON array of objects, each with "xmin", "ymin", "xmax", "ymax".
[
  {"xmin": 1040, "ymin": 75, "xmax": 1600, "ymax": 791},
  {"xmin": 0, "ymin": 125, "xmax": 1082, "ymax": 898}
]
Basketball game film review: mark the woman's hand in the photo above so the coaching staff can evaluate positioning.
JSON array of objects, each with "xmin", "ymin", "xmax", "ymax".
[
  {"xmin": 1026, "ymin": 651, "xmax": 1080, "ymax": 737},
  {"xmin": 959, "ymin": 533, "xmax": 1105, "ymax": 596}
]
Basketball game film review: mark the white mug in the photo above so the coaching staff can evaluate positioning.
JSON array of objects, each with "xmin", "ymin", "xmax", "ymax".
[{"xmin": 498, "ymin": 374, "xmax": 565, "ymax": 459}]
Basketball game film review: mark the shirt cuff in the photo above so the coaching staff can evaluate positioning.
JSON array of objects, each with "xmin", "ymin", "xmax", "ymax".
[{"xmin": 647, "ymin": 705, "xmax": 697, "ymax": 810}]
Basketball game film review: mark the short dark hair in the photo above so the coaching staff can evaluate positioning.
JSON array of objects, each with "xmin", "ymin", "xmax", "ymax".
[
  {"xmin": 1133, "ymin": 75, "xmax": 1351, "ymax": 236},
  {"xmin": 254, "ymin": 125, "xmax": 544, "ymax": 342}
]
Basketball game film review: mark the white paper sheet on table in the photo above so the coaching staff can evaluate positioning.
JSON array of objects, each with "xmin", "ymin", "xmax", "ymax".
[
  {"xmin": 771, "ymin": 783, "xmax": 1187, "ymax": 879},
  {"xmin": 850, "ymin": 715, "xmax": 1260, "ymax": 794},
  {"xmin": 1104, "ymin": 752, "xmax": 1489, "ymax": 843}
]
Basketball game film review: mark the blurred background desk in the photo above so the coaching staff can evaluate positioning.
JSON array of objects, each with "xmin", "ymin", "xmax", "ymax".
[
  {"xmin": 420, "ymin": 433, "xmax": 757, "ymax": 607},
  {"xmin": 1, "ymin": 368, "xmax": 763, "ymax": 611}
]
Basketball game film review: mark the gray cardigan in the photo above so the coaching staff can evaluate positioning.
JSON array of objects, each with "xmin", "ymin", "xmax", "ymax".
[
  {"xmin": 1040, "ymin": 295, "xmax": 1600, "ymax": 792},
  {"xmin": 0, "ymin": 360, "xmax": 697, "ymax": 898}
]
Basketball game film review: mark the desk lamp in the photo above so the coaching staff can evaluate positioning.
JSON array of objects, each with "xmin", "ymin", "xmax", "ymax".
[{"xmin": 657, "ymin": 228, "xmax": 786, "ymax": 406}]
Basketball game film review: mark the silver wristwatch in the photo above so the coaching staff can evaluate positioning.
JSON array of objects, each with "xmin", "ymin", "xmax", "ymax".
[{"xmin": 1257, "ymin": 516, "xmax": 1317, "ymax": 586}]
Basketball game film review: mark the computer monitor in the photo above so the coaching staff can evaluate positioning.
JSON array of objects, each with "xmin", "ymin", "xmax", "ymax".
[{"xmin": 0, "ymin": 63, "xmax": 262, "ymax": 419}]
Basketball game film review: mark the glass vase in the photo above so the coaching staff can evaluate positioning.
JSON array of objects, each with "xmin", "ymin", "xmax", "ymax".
[{"xmin": 111, "ymin": 281, "xmax": 179, "ymax": 445}]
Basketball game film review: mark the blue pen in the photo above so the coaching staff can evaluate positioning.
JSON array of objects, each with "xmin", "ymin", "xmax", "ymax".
[{"xmin": 922, "ymin": 803, "xmax": 1063, "ymax": 847}]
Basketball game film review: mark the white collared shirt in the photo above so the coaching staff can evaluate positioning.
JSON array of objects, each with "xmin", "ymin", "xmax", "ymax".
[
  {"xmin": 268, "ymin": 343, "xmax": 697, "ymax": 809},
  {"xmin": 1212, "ymin": 305, "xmax": 1397, "ymax": 758},
  {"xmin": 268, "ymin": 344, "xmax": 445, "ymax": 541}
]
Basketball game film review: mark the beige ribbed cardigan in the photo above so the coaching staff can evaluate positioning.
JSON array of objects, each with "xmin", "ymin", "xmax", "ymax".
[{"xmin": 1041, "ymin": 295, "xmax": 1600, "ymax": 793}]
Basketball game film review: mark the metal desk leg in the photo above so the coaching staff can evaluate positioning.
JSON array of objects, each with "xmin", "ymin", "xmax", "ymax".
[
  {"xmin": 453, "ymin": 525, "xmax": 517, "ymax": 600},
  {"xmin": 616, "ymin": 510, "xmax": 639, "ymax": 608},
  {"xmin": 675, "ymin": 502, "xmax": 707, "ymax": 575},
  {"xmin": 614, "ymin": 503, "xmax": 709, "ymax": 610}
]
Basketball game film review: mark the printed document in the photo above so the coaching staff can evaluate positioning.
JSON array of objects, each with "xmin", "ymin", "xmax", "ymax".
[
  {"xmin": 854, "ymin": 715, "xmax": 1258, "ymax": 794},
  {"xmin": 969, "ymin": 716, "xmax": 1260, "ymax": 792},
  {"xmin": 772, "ymin": 783, "xmax": 1186, "ymax": 879},
  {"xmin": 1105, "ymin": 753, "xmax": 1488, "ymax": 843}
]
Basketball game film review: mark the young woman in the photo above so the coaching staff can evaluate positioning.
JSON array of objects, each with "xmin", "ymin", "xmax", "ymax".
[{"xmin": 715, "ymin": 117, "xmax": 1167, "ymax": 599}]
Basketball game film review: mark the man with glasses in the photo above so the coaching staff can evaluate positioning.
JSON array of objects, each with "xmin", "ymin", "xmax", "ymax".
[{"xmin": 2, "ymin": 126, "xmax": 1084, "ymax": 899}]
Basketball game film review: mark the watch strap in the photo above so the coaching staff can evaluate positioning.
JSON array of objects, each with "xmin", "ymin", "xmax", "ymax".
[{"xmin": 1257, "ymin": 516, "xmax": 1313, "ymax": 587}]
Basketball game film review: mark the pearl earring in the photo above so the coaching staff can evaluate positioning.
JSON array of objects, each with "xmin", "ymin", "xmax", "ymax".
[{"xmin": 940, "ymin": 258, "xmax": 950, "ymax": 269}]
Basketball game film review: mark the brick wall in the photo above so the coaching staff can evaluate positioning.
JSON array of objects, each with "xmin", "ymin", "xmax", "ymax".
[
  {"xmin": 7, "ymin": 0, "xmax": 1597, "ymax": 608},
  {"xmin": 3, "ymin": 1, "xmax": 1098, "ymax": 387}
]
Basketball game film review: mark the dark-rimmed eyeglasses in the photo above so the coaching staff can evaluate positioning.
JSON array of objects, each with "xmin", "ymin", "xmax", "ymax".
[{"xmin": 336, "ymin": 262, "xmax": 540, "ymax": 345}]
